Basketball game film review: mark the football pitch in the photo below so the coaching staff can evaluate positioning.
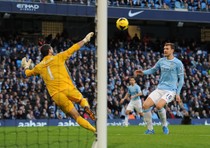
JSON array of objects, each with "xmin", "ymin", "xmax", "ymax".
[{"xmin": 0, "ymin": 125, "xmax": 209, "ymax": 148}]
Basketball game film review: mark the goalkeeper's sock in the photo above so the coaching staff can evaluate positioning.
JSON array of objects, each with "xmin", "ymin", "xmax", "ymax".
[
  {"xmin": 124, "ymin": 115, "xmax": 129, "ymax": 126},
  {"xmin": 143, "ymin": 107, "xmax": 153, "ymax": 130},
  {"xmin": 76, "ymin": 116, "xmax": 96, "ymax": 133},
  {"xmin": 84, "ymin": 106, "xmax": 96, "ymax": 120},
  {"xmin": 158, "ymin": 108, "xmax": 167, "ymax": 127}
]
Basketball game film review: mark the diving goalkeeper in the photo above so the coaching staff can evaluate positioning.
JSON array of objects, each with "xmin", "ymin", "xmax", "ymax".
[{"xmin": 21, "ymin": 32, "xmax": 96, "ymax": 133}]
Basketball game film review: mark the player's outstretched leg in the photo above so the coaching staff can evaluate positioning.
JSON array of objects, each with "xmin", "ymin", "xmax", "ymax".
[
  {"xmin": 76, "ymin": 116, "xmax": 96, "ymax": 132},
  {"xmin": 79, "ymin": 98, "xmax": 96, "ymax": 120},
  {"xmin": 67, "ymin": 106, "xmax": 96, "ymax": 133},
  {"xmin": 84, "ymin": 106, "xmax": 96, "ymax": 121}
]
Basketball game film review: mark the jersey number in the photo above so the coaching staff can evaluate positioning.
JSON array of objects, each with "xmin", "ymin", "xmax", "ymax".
[{"xmin": 47, "ymin": 66, "xmax": 54, "ymax": 80}]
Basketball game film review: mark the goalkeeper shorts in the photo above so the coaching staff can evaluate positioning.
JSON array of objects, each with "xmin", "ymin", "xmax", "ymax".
[{"xmin": 52, "ymin": 87, "xmax": 83, "ymax": 113}]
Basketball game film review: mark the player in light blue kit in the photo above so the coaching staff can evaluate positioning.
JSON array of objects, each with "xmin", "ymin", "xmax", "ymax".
[
  {"xmin": 120, "ymin": 76, "xmax": 143, "ymax": 127},
  {"xmin": 135, "ymin": 43, "xmax": 184, "ymax": 134}
]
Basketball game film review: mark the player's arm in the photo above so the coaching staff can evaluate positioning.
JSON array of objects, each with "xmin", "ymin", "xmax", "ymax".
[
  {"xmin": 135, "ymin": 59, "xmax": 160, "ymax": 76},
  {"xmin": 25, "ymin": 68, "xmax": 38, "ymax": 77},
  {"xmin": 143, "ymin": 60, "xmax": 160, "ymax": 75},
  {"xmin": 176, "ymin": 62, "xmax": 185, "ymax": 103},
  {"xmin": 61, "ymin": 32, "xmax": 94, "ymax": 60},
  {"xmin": 130, "ymin": 92, "xmax": 142, "ymax": 99},
  {"xmin": 21, "ymin": 57, "xmax": 38, "ymax": 77},
  {"xmin": 120, "ymin": 93, "xmax": 130, "ymax": 104}
]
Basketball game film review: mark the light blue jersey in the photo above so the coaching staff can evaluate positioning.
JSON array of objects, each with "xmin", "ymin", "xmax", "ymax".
[
  {"xmin": 143, "ymin": 57, "xmax": 184, "ymax": 95},
  {"xmin": 128, "ymin": 84, "xmax": 142, "ymax": 101}
]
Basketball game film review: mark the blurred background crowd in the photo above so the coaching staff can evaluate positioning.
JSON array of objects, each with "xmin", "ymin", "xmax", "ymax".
[
  {"xmin": 1, "ymin": 0, "xmax": 210, "ymax": 11},
  {"xmin": 0, "ymin": 32, "xmax": 209, "ymax": 121}
]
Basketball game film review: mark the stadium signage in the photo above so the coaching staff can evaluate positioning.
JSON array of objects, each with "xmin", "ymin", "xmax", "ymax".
[
  {"xmin": 18, "ymin": 120, "xmax": 47, "ymax": 127},
  {"xmin": 0, "ymin": 119, "xmax": 210, "ymax": 127},
  {"xmin": 16, "ymin": 4, "xmax": 39, "ymax": 11},
  {"xmin": 107, "ymin": 121, "xmax": 162, "ymax": 126},
  {"xmin": 128, "ymin": 10, "xmax": 144, "ymax": 17},
  {"xmin": 58, "ymin": 120, "xmax": 79, "ymax": 126},
  {"xmin": 1, "ymin": 1, "xmax": 210, "ymax": 22}
]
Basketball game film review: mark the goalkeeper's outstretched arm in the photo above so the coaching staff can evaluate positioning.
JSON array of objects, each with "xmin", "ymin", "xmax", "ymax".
[
  {"xmin": 79, "ymin": 32, "xmax": 94, "ymax": 47},
  {"xmin": 61, "ymin": 32, "xmax": 94, "ymax": 60}
]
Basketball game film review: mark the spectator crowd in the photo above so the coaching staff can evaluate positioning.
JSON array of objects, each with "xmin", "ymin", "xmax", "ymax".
[
  {"xmin": 0, "ymin": 32, "xmax": 209, "ymax": 122},
  {"xmin": 1, "ymin": 0, "xmax": 210, "ymax": 11}
]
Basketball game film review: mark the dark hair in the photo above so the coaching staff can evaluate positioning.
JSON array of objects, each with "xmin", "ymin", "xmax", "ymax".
[
  {"xmin": 40, "ymin": 44, "xmax": 51, "ymax": 57},
  {"xmin": 164, "ymin": 43, "xmax": 175, "ymax": 50},
  {"xmin": 129, "ymin": 76, "xmax": 136, "ymax": 80}
]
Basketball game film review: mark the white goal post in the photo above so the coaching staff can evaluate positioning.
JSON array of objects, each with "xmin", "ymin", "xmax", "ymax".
[{"xmin": 94, "ymin": 0, "xmax": 108, "ymax": 148}]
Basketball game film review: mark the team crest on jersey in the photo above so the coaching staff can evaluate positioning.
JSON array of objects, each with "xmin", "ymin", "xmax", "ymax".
[
  {"xmin": 170, "ymin": 63, "xmax": 175, "ymax": 69},
  {"xmin": 166, "ymin": 94, "xmax": 172, "ymax": 100}
]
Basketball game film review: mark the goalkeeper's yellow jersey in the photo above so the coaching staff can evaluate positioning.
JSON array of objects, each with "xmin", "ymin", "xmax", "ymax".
[{"xmin": 25, "ymin": 44, "xmax": 80, "ymax": 96}]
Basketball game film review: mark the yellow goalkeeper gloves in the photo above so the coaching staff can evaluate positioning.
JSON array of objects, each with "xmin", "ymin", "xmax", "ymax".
[
  {"xmin": 21, "ymin": 57, "xmax": 32, "ymax": 70},
  {"xmin": 83, "ymin": 32, "xmax": 94, "ymax": 43}
]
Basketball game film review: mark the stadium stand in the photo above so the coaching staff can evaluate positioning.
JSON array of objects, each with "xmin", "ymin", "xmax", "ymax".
[
  {"xmin": 0, "ymin": 32, "xmax": 209, "ymax": 120},
  {"xmin": 0, "ymin": 0, "xmax": 209, "ymax": 11},
  {"xmin": 0, "ymin": 0, "xmax": 209, "ymax": 122},
  {"xmin": 0, "ymin": 1, "xmax": 209, "ymax": 148}
]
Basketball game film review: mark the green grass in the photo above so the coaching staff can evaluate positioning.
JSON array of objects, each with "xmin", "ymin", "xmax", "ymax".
[
  {"xmin": 0, "ymin": 125, "xmax": 210, "ymax": 148},
  {"xmin": 108, "ymin": 125, "xmax": 210, "ymax": 148},
  {"xmin": 0, "ymin": 126, "xmax": 95, "ymax": 148}
]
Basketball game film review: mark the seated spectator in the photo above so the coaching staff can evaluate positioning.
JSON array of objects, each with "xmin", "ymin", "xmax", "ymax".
[
  {"xmin": 26, "ymin": 110, "xmax": 36, "ymax": 120},
  {"xmin": 181, "ymin": 110, "xmax": 192, "ymax": 125},
  {"xmin": 0, "ymin": 33, "xmax": 209, "ymax": 121}
]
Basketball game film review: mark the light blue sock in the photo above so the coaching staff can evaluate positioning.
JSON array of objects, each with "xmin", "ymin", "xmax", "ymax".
[
  {"xmin": 143, "ymin": 107, "xmax": 153, "ymax": 130},
  {"xmin": 124, "ymin": 115, "xmax": 129, "ymax": 126},
  {"xmin": 158, "ymin": 108, "xmax": 167, "ymax": 127}
]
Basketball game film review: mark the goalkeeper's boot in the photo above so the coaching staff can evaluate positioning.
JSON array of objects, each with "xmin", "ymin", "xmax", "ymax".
[
  {"xmin": 145, "ymin": 129, "xmax": 154, "ymax": 134},
  {"xmin": 162, "ymin": 126, "xmax": 169, "ymax": 134},
  {"xmin": 84, "ymin": 107, "xmax": 96, "ymax": 121}
]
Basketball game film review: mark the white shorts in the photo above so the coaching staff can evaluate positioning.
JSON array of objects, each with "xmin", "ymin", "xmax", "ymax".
[
  {"xmin": 148, "ymin": 89, "xmax": 176, "ymax": 105},
  {"xmin": 126, "ymin": 99, "xmax": 143, "ymax": 113}
]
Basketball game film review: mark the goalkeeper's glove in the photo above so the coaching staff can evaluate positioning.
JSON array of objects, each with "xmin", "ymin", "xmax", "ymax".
[
  {"xmin": 21, "ymin": 57, "xmax": 32, "ymax": 70},
  {"xmin": 83, "ymin": 32, "xmax": 94, "ymax": 43}
]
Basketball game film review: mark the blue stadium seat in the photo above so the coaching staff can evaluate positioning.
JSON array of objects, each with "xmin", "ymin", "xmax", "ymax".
[
  {"xmin": 154, "ymin": 4, "xmax": 159, "ymax": 9},
  {"xmin": 0, "ymin": 47, "xmax": 6, "ymax": 56},
  {"xmin": 170, "ymin": 0, "xmax": 175, "ymax": 9},
  {"xmin": 17, "ymin": 44, "xmax": 22, "ymax": 50},
  {"xmin": 133, "ymin": 0, "xmax": 139, "ymax": 5},
  {"xmin": 16, "ymin": 60, "xmax": 22, "ymax": 68},
  {"xmin": 183, "ymin": 103, "xmax": 189, "ymax": 111},
  {"xmin": 164, "ymin": 0, "xmax": 171, "ymax": 5},
  {"xmin": 175, "ymin": 1, "xmax": 181, "ymax": 8},
  {"xmin": 4, "ymin": 42, "xmax": 8, "ymax": 48},
  {"xmin": 188, "ymin": 5, "xmax": 192, "ymax": 11},
  {"xmin": 148, "ymin": 3, "xmax": 152, "ymax": 8},
  {"xmin": 201, "ymin": 2, "xmax": 207, "ymax": 10},
  {"xmin": 202, "ymin": 70, "xmax": 207, "ymax": 76},
  {"xmin": 141, "ymin": 3, "xmax": 145, "ymax": 8}
]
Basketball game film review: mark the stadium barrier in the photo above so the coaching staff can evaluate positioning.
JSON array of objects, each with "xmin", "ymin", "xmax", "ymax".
[
  {"xmin": 0, "ymin": 119, "xmax": 210, "ymax": 127},
  {"xmin": 1, "ymin": 1, "xmax": 210, "ymax": 22}
]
